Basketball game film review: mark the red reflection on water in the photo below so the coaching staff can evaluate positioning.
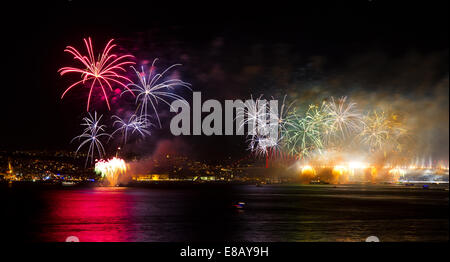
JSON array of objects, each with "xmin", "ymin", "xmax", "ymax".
[{"xmin": 44, "ymin": 187, "xmax": 136, "ymax": 242}]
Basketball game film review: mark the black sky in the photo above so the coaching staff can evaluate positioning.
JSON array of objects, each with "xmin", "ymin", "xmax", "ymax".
[{"xmin": 1, "ymin": 0, "xmax": 448, "ymax": 160}]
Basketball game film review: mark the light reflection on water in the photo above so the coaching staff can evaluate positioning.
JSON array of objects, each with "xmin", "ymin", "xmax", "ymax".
[
  {"xmin": 45, "ymin": 187, "xmax": 137, "ymax": 242},
  {"xmin": 3, "ymin": 184, "xmax": 448, "ymax": 242}
]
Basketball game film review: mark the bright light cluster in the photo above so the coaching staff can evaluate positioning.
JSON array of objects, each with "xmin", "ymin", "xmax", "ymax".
[{"xmin": 94, "ymin": 157, "xmax": 127, "ymax": 186}]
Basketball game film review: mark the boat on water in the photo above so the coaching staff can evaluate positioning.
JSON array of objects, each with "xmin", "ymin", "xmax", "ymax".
[
  {"xmin": 61, "ymin": 181, "xmax": 77, "ymax": 186},
  {"xmin": 233, "ymin": 202, "xmax": 246, "ymax": 209}
]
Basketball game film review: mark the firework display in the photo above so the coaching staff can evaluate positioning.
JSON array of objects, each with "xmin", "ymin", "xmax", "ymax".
[
  {"xmin": 61, "ymin": 38, "xmax": 193, "ymax": 185},
  {"xmin": 237, "ymin": 95, "xmax": 288, "ymax": 158},
  {"xmin": 123, "ymin": 59, "xmax": 192, "ymax": 127},
  {"xmin": 282, "ymin": 104, "xmax": 327, "ymax": 157},
  {"xmin": 5, "ymin": 1, "xmax": 450, "ymax": 246},
  {"xmin": 59, "ymin": 37, "xmax": 136, "ymax": 111},
  {"xmin": 237, "ymin": 96, "xmax": 273, "ymax": 156},
  {"xmin": 324, "ymin": 96, "xmax": 363, "ymax": 140},
  {"xmin": 270, "ymin": 96, "xmax": 409, "ymax": 160},
  {"xmin": 231, "ymin": 93, "xmax": 440, "ymax": 183},
  {"xmin": 59, "ymin": 37, "xmax": 446, "ymax": 186},
  {"xmin": 94, "ymin": 157, "xmax": 127, "ymax": 186},
  {"xmin": 111, "ymin": 114, "xmax": 152, "ymax": 144},
  {"xmin": 71, "ymin": 112, "xmax": 111, "ymax": 166},
  {"xmin": 234, "ymin": 95, "xmax": 415, "ymax": 173},
  {"xmin": 359, "ymin": 110, "xmax": 408, "ymax": 153}
]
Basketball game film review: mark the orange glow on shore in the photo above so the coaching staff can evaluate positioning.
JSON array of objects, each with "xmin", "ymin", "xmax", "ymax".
[{"xmin": 293, "ymin": 158, "xmax": 449, "ymax": 184}]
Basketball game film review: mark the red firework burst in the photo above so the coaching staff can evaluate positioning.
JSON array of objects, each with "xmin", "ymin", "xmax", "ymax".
[{"xmin": 59, "ymin": 37, "xmax": 135, "ymax": 111}]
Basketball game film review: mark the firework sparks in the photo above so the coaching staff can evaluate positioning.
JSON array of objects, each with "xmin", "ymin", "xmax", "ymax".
[
  {"xmin": 237, "ymin": 95, "xmax": 281, "ymax": 157},
  {"xmin": 282, "ymin": 104, "xmax": 326, "ymax": 158},
  {"xmin": 247, "ymin": 135, "xmax": 280, "ymax": 157},
  {"xmin": 359, "ymin": 110, "xmax": 391, "ymax": 151},
  {"xmin": 59, "ymin": 37, "xmax": 135, "ymax": 111},
  {"xmin": 277, "ymin": 95, "xmax": 297, "ymax": 134},
  {"xmin": 94, "ymin": 157, "xmax": 127, "ymax": 186},
  {"xmin": 324, "ymin": 96, "xmax": 363, "ymax": 138},
  {"xmin": 360, "ymin": 110, "xmax": 409, "ymax": 154},
  {"xmin": 111, "ymin": 114, "xmax": 152, "ymax": 144},
  {"xmin": 236, "ymin": 95, "xmax": 265, "ymax": 131},
  {"xmin": 123, "ymin": 59, "xmax": 191, "ymax": 127},
  {"xmin": 72, "ymin": 112, "xmax": 111, "ymax": 166}
]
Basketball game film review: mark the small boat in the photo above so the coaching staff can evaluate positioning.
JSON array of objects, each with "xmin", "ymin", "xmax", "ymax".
[
  {"xmin": 62, "ymin": 181, "xmax": 77, "ymax": 186},
  {"xmin": 233, "ymin": 202, "xmax": 246, "ymax": 209}
]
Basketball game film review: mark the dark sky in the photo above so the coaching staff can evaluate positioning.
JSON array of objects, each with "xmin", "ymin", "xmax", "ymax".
[{"xmin": 1, "ymin": 0, "xmax": 448, "ymax": 161}]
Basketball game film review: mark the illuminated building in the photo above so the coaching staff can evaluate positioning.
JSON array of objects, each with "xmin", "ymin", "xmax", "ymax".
[{"xmin": 132, "ymin": 174, "xmax": 170, "ymax": 181}]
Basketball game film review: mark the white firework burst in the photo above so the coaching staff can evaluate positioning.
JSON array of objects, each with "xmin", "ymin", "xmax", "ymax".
[
  {"xmin": 237, "ymin": 95, "xmax": 285, "ymax": 157},
  {"xmin": 324, "ymin": 96, "xmax": 364, "ymax": 138},
  {"xmin": 123, "ymin": 59, "xmax": 191, "ymax": 127},
  {"xmin": 111, "ymin": 114, "xmax": 152, "ymax": 144},
  {"xmin": 72, "ymin": 112, "xmax": 111, "ymax": 166}
]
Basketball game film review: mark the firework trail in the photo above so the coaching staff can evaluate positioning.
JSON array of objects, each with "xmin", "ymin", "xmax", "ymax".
[
  {"xmin": 72, "ymin": 112, "xmax": 111, "ymax": 166},
  {"xmin": 266, "ymin": 95, "xmax": 297, "ymax": 159},
  {"xmin": 360, "ymin": 110, "xmax": 391, "ymax": 151},
  {"xmin": 280, "ymin": 97, "xmax": 364, "ymax": 157},
  {"xmin": 111, "ymin": 114, "xmax": 152, "ymax": 144},
  {"xmin": 236, "ymin": 95, "xmax": 271, "ymax": 135},
  {"xmin": 123, "ymin": 59, "xmax": 191, "ymax": 127},
  {"xmin": 274, "ymin": 95, "xmax": 297, "ymax": 136},
  {"xmin": 236, "ymin": 95, "xmax": 266, "ymax": 135},
  {"xmin": 235, "ymin": 95, "xmax": 298, "ymax": 162},
  {"xmin": 95, "ymin": 157, "xmax": 127, "ymax": 186},
  {"xmin": 324, "ymin": 96, "xmax": 364, "ymax": 139},
  {"xmin": 282, "ymin": 104, "xmax": 326, "ymax": 158},
  {"xmin": 59, "ymin": 37, "xmax": 135, "ymax": 111},
  {"xmin": 247, "ymin": 134, "xmax": 280, "ymax": 157},
  {"xmin": 237, "ymin": 95, "xmax": 281, "ymax": 157},
  {"xmin": 360, "ymin": 110, "xmax": 409, "ymax": 154}
]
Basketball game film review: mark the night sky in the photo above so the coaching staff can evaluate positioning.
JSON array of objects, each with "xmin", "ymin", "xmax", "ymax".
[{"xmin": 2, "ymin": 0, "xmax": 448, "ymax": 161}]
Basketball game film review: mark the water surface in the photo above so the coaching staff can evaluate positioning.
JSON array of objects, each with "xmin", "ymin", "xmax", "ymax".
[{"xmin": 1, "ymin": 184, "xmax": 448, "ymax": 242}]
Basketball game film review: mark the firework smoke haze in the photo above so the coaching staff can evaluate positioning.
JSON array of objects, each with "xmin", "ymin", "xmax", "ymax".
[{"xmin": 1, "ymin": 1, "xmax": 447, "ymax": 169}]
